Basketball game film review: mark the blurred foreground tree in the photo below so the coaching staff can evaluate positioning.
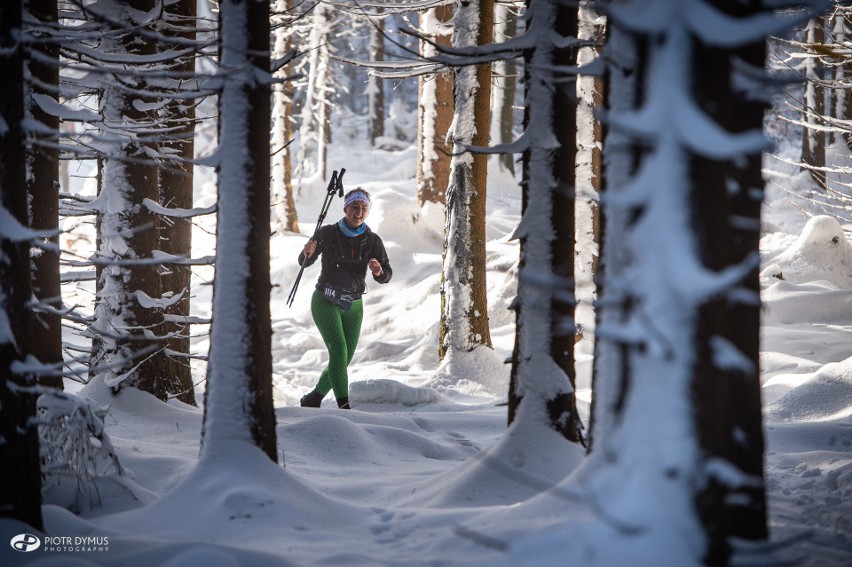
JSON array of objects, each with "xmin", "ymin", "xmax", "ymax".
[
  {"xmin": 24, "ymin": 0, "xmax": 63, "ymax": 390},
  {"xmin": 0, "ymin": 0, "xmax": 44, "ymax": 530},
  {"xmin": 586, "ymin": 0, "xmax": 823, "ymax": 562}
]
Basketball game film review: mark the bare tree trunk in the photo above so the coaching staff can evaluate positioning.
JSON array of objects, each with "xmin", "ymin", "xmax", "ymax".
[
  {"xmin": 802, "ymin": 17, "xmax": 826, "ymax": 186},
  {"xmin": 298, "ymin": 2, "xmax": 332, "ymax": 183},
  {"xmin": 417, "ymin": 3, "xmax": 454, "ymax": 206},
  {"xmin": 368, "ymin": 11, "xmax": 385, "ymax": 146},
  {"xmin": 158, "ymin": 0, "xmax": 196, "ymax": 405},
  {"xmin": 832, "ymin": 8, "xmax": 852, "ymax": 150},
  {"xmin": 272, "ymin": 0, "xmax": 298, "ymax": 233},
  {"xmin": 322, "ymin": 87, "xmax": 332, "ymax": 180},
  {"xmin": 439, "ymin": 0, "xmax": 493, "ymax": 361},
  {"xmin": 491, "ymin": 2, "xmax": 517, "ymax": 175},
  {"xmin": 201, "ymin": 0, "xmax": 277, "ymax": 462},
  {"xmin": 574, "ymin": 3, "xmax": 604, "ymax": 440},
  {"xmin": 0, "ymin": 0, "xmax": 43, "ymax": 530},
  {"xmin": 25, "ymin": 0, "xmax": 63, "ymax": 389},
  {"xmin": 549, "ymin": 4, "xmax": 581, "ymax": 442}
]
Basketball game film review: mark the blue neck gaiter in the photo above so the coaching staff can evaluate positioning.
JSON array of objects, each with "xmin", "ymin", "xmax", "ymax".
[{"xmin": 338, "ymin": 218, "xmax": 366, "ymax": 238}]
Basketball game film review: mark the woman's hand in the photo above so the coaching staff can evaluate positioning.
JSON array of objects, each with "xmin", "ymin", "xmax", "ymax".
[
  {"xmin": 303, "ymin": 240, "xmax": 317, "ymax": 259},
  {"xmin": 369, "ymin": 258, "xmax": 382, "ymax": 277}
]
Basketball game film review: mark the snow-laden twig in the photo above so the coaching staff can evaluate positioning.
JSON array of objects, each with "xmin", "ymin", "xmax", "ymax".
[
  {"xmin": 142, "ymin": 198, "xmax": 216, "ymax": 218},
  {"xmin": 37, "ymin": 390, "xmax": 125, "ymax": 513}
]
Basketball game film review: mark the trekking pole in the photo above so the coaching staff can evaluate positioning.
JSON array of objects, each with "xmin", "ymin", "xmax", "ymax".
[{"xmin": 287, "ymin": 168, "xmax": 346, "ymax": 308}]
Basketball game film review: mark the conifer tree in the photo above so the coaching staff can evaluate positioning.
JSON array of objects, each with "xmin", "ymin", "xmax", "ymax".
[
  {"xmin": 201, "ymin": 0, "xmax": 277, "ymax": 462},
  {"xmin": 439, "ymin": 0, "xmax": 494, "ymax": 360},
  {"xmin": 585, "ymin": 0, "xmax": 816, "ymax": 560},
  {"xmin": 24, "ymin": 0, "xmax": 63, "ymax": 389},
  {"xmin": 417, "ymin": 3, "xmax": 454, "ymax": 206},
  {"xmin": 158, "ymin": 0, "xmax": 198, "ymax": 405},
  {"xmin": 507, "ymin": 0, "xmax": 583, "ymax": 442},
  {"xmin": 0, "ymin": 0, "xmax": 44, "ymax": 530},
  {"xmin": 87, "ymin": 0, "xmax": 168, "ymax": 399}
]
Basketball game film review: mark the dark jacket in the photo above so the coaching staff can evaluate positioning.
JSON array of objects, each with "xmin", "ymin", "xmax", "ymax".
[{"xmin": 298, "ymin": 223, "xmax": 393, "ymax": 296}]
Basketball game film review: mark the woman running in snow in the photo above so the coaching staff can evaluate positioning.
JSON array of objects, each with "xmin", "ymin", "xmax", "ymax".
[{"xmin": 298, "ymin": 188, "xmax": 393, "ymax": 409}]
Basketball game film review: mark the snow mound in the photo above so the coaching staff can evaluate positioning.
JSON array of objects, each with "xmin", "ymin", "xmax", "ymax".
[
  {"xmin": 43, "ymin": 474, "xmax": 159, "ymax": 519},
  {"xmin": 365, "ymin": 188, "xmax": 445, "ymax": 259},
  {"xmin": 350, "ymin": 378, "xmax": 446, "ymax": 406},
  {"xmin": 280, "ymin": 331, "xmax": 324, "ymax": 354},
  {"xmin": 158, "ymin": 546, "xmax": 245, "ymax": 567},
  {"xmin": 761, "ymin": 280, "xmax": 852, "ymax": 325},
  {"xmin": 91, "ymin": 442, "xmax": 364, "ymax": 540},
  {"xmin": 425, "ymin": 345, "xmax": 510, "ymax": 398},
  {"xmin": 760, "ymin": 215, "xmax": 852, "ymax": 289},
  {"xmin": 403, "ymin": 415, "xmax": 584, "ymax": 509},
  {"xmin": 767, "ymin": 357, "xmax": 852, "ymax": 422}
]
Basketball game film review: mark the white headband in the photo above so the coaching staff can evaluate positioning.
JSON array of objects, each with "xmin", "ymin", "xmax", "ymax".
[{"xmin": 344, "ymin": 191, "xmax": 370, "ymax": 208}]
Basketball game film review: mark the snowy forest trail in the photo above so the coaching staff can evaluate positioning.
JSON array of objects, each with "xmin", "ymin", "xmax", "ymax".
[
  {"xmin": 26, "ymin": 363, "xmax": 851, "ymax": 566},
  {"xmin": 34, "ymin": 384, "xmax": 573, "ymax": 566}
]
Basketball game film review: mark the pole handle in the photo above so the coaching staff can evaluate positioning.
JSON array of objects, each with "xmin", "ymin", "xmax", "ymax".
[{"xmin": 337, "ymin": 168, "xmax": 346, "ymax": 197}]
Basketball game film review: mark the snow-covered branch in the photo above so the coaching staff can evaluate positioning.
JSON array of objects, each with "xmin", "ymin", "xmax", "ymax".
[{"xmin": 142, "ymin": 198, "xmax": 216, "ymax": 218}]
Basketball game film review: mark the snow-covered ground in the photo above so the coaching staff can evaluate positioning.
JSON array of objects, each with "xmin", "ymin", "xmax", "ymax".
[{"xmin": 2, "ymin": 122, "xmax": 851, "ymax": 566}]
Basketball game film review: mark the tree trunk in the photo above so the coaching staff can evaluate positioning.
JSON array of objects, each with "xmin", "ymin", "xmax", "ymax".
[
  {"xmin": 89, "ymin": 0, "xmax": 168, "ymax": 400},
  {"xmin": 297, "ymin": 2, "xmax": 332, "ymax": 183},
  {"xmin": 368, "ymin": 11, "xmax": 385, "ymax": 146},
  {"xmin": 439, "ymin": 0, "xmax": 493, "ymax": 361},
  {"xmin": 587, "ymin": 1, "xmax": 774, "ymax": 563},
  {"xmin": 576, "ymin": 2, "xmax": 605, "ymax": 347},
  {"xmin": 201, "ymin": 0, "xmax": 277, "ymax": 462},
  {"xmin": 491, "ymin": 2, "xmax": 517, "ymax": 175},
  {"xmin": 0, "ymin": 0, "xmax": 44, "ymax": 530},
  {"xmin": 322, "ymin": 85, "xmax": 332, "ymax": 180},
  {"xmin": 832, "ymin": 9, "xmax": 852, "ymax": 150},
  {"xmin": 158, "ymin": 0, "xmax": 196, "ymax": 405},
  {"xmin": 272, "ymin": 0, "xmax": 299, "ymax": 233},
  {"xmin": 24, "ymin": 0, "xmax": 63, "ymax": 389},
  {"xmin": 549, "ymin": 4, "xmax": 581, "ymax": 442},
  {"xmin": 507, "ymin": 0, "xmax": 582, "ymax": 443},
  {"xmin": 417, "ymin": 3, "xmax": 454, "ymax": 206},
  {"xmin": 691, "ymin": 0, "xmax": 769, "ymax": 552},
  {"xmin": 802, "ymin": 17, "xmax": 826, "ymax": 187},
  {"xmin": 586, "ymin": 23, "xmax": 644, "ymax": 451}
]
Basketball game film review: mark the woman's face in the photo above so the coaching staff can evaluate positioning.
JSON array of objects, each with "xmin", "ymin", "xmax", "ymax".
[{"xmin": 344, "ymin": 201, "xmax": 369, "ymax": 227}]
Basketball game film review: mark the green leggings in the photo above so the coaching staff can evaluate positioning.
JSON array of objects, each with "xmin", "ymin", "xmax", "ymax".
[{"xmin": 311, "ymin": 290, "xmax": 364, "ymax": 399}]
